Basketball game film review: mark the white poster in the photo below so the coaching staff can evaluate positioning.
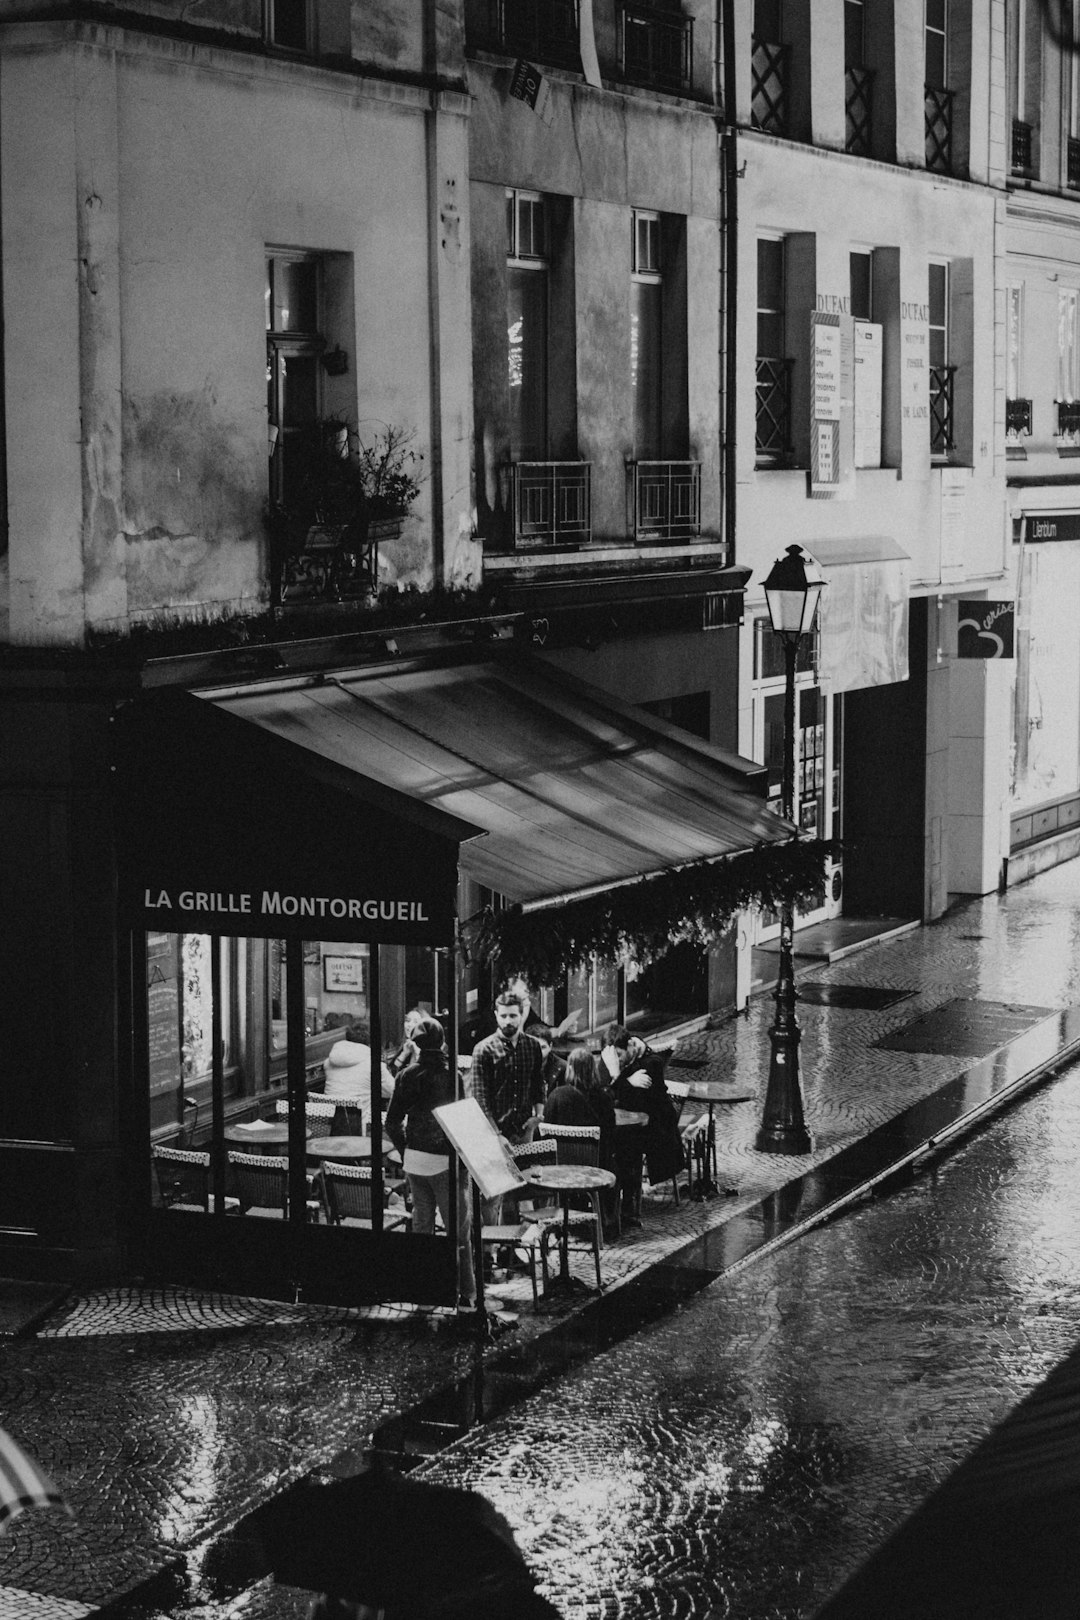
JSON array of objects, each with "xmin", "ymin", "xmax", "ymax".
[
  {"xmin": 813, "ymin": 323, "xmax": 842, "ymax": 420},
  {"xmin": 854, "ymin": 321, "xmax": 882, "ymax": 468}
]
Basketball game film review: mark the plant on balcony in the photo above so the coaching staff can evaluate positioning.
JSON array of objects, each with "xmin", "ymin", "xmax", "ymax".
[{"xmin": 271, "ymin": 418, "xmax": 424, "ymax": 550}]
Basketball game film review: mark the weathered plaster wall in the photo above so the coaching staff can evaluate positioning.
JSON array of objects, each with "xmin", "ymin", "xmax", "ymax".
[{"xmin": 2, "ymin": 27, "xmax": 474, "ymax": 643}]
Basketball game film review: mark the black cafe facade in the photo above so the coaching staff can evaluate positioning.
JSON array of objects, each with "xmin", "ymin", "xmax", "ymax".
[{"xmin": 1, "ymin": 642, "xmax": 789, "ymax": 1308}]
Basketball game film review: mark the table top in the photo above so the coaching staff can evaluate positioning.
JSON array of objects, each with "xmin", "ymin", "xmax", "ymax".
[
  {"xmin": 307, "ymin": 1135, "xmax": 398, "ymax": 1161},
  {"xmin": 522, "ymin": 1164, "xmax": 616, "ymax": 1192},
  {"xmin": 224, "ymin": 1122, "xmax": 307, "ymax": 1147},
  {"xmin": 683, "ymin": 1081, "xmax": 756, "ymax": 1104}
]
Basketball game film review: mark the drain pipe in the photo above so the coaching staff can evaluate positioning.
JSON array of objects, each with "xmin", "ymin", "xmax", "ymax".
[{"xmin": 719, "ymin": 0, "xmax": 739, "ymax": 564}]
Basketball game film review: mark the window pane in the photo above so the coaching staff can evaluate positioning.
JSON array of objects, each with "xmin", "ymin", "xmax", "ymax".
[
  {"xmin": 1006, "ymin": 286, "xmax": 1022, "ymax": 398},
  {"xmin": 271, "ymin": 0, "xmax": 308, "ymax": 50},
  {"xmin": 758, "ymin": 310, "xmax": 784, "ymax": 357},
  {"xmin": 631, "ymin": 280, "xmax": 662, "ymax": 458},
  {"xmin": 517, "ymin": 196, "xmax": 546, "ymax": 260},
  {"xmin": 755, "ymin": 0, "xmax": 783, "ymax": 41},
  {"xmin": 925, "ymin": 0, "xmax": 946, "ymax": 33},
  {"xmin": 758, "ymin": 238, "xmax": 784, "ymax": 311},
  {"xmin": 845, "ymin": 0, "xmax": 864, "ymax": 66},
  {"xmin": 634, "ymin": 214, "xmax": 660, "ymax": 275},
  {"xmin": 850, "ymin": 251, "xmax": 872, "ymax": 320},
  {"xmin": 271, "ymin": 260, "xmax": 318, "ymax": 333},
  {"xmin": 928, "ymin": 262, "xmax": 947, "ymax": 325},
  {"xmin": 926, "ymin": 33, "xmax": 946, "ymax": 86},
  {"xmin": 280, "ymin": 353, "xmax": 318, "ymax": 428},
  {"xmin": 507, "ymin": 267, "xmax": 548, "ymax": 460}
]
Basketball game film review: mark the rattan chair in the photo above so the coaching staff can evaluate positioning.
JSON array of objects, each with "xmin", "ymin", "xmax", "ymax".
[
  {"xmin": 318, "ymin": 1163, "xmax": 407, "ymax": 1230},
  {"xmin": 330, "ymin": 1100, "xmax": 365, "ymax": 1136},
  {"xmin": 152, "ymin": 1146, "xmax": 239, "ymax": 1214},
  {"xmin": 228, "ymin": 1151, "xmax": 289, "ymax": 1218},
  {"xmin": 537, "ymin": 1122, "xmax": 601, "ymax": 1166},
  {"xmin": 536, "ymin": 1124, "xmax": 604, "ymax": 1283},
  {"xmin": 477, "ymin": 1139, "xmax": 555, "ymax": 1310},
  {"xmin": 275, "ymin": 1097, "xmax": 338, "ymax": 1138}
]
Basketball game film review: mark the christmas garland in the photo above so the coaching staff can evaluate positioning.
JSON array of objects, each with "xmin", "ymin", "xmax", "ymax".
[{"xmin": 465, "ymin": 836, "xmax": 837, "ymax": 984}]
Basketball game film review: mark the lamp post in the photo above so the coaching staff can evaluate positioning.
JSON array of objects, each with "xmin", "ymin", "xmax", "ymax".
[{"xmin": 756, "ymin": 544, "xmax": 825, "ymax": 1156}]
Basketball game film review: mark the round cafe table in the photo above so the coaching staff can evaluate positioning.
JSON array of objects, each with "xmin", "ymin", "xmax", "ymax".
[
  {"xmin": 521, "ymin": 1164, "xmax": 616, "ymax": 1297},
  {"xmin": 306, "ymin": 1135, "xmax": 399, "ymax": 1163},
  {"xmin": 223, "ymin": 1122, "xmax": 309, "ymax": 1154},
  {"xmin": 682, "ymin": 1080, "xmax": 753, "ymax": 1198}
]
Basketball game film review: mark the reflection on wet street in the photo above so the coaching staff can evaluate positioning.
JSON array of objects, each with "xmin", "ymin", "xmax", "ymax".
[{"xmin": 413, "ymin": 1061, "xmax": 1080, "ymax": 1619}]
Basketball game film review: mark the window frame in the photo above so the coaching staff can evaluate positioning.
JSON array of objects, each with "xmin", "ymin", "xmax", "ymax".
[
  {"xmin": 506, "ymin": 189, "xmax": 550, "ymax": 465},
  {"xmin": 266, "ymin": 250, "xmax": 326, "ymax": 507},
  {"xmin": 928, "ymin": 257, "xmax": 954, "ymax": 459},
  {"xmin": 265, "ymin": 0, "xmax": 314, "ymax": 53},
  {"xmin": 925, "ymin": 0, "xmax": 948, "ymax": 90}
]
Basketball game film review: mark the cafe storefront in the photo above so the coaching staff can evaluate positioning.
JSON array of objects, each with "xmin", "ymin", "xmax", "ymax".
[{"xmin": 113, "ymin": 649, "xmax": 794, "ymax": 1310}]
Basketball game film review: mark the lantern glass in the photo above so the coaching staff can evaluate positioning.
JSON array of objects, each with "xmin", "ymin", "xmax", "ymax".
[{"xmin": 762, "ymin": 546, "xmax": 825, "ymax": 639}]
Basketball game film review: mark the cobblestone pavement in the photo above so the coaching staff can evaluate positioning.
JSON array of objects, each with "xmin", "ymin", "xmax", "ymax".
[{"xmin": 5, "ymin": 863, "xmax": 1080, "ymax": 1616}]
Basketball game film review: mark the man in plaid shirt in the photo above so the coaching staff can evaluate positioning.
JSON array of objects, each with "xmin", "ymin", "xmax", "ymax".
[{"xmin": 468, "ymin": 989, "xmax": 544, "ymax": 1228}]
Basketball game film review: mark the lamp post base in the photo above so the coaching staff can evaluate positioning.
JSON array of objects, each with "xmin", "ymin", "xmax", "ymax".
[{"xmin": 755, "ymin": 1021, "xmax": 813, "ymax": 1157}]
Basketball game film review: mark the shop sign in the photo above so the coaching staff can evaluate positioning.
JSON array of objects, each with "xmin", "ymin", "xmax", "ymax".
[
  {"xmin": 957, "ymin": 600, "xmax": 1015, "ymax": 659},
  {"xmin": 1013, "ymin": 513, "xmax": 1080, "ymax": 544},
  {"xmin": 135, "ymin": 885, "xmax": 438, "ymax": 934}
]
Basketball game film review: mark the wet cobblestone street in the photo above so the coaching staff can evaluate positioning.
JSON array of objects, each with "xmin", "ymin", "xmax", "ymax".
[{"xmin": 411, "ymin": 1064, "xmax": 1080, "ymax": 1620}]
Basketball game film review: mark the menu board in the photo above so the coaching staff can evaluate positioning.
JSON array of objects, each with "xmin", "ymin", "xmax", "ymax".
[
  {"xmin": 147, "ymin": 933, "xmax": 181, "ymax": 1097},
  {"xmin": 432, "ymin": 1099, "xmax": 527, "ymax": 1200}
]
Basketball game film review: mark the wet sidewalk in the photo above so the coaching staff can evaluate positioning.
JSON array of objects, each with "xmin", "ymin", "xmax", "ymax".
[{"xmin": 6, "ymin": 862, "xmax": 1080, "ymax": 1617}]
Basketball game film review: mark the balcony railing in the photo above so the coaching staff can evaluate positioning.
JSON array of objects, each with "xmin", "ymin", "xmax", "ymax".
[
  {"xmin": 930, "ymin": 364, "xmax": 956, "ymax": 455},
  {"xmin": 1057, "ymin": 399, "xmax": 1080, "ymax": 437},
  {"xmin": 486, "ymin": 0, "xmax": 581, "ymax": 69},
  {"xmin": 618, "ymin": 2, "xmax": 692, "ymax": 93},
  {"xmin": 845, "ymin": 65, "xmax": 874, "ymax": 155},
  {"xmin": 1006, "ymin": 398, "xmax": 1032, "ymax": 438},
  {"xmin": 1012, "ymin": 119, "xmax": 1033, "ymax": 175},
  {"xmin": 509, "ymin": 461, "xmax": 591, "ymax": 548},
  {"xmin": 751, "ymin": 38, "xmax": 788, "ymax": 135},
  {"xmin": 925, "ymin": 84, "xmax": 954, "ymax": 174},
  {"xmin": 1068, "ymin": 138, "xmax": 1080, "ymax": 190},
  {"xmin": 628, "ymin": 460, "xmax": 702, "ymax": 540},
  {"xmin": 756, "ymin": 356, "xmax": 794, "ymax": 460}
]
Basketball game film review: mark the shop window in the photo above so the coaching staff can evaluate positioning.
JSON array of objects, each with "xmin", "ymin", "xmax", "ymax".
[
  {"xmin": 146, "ymin": 934, "xmax": 244, "ymax": 1140},
  {"xmin": 756, "ymin": 236, "xmax": 793, "ymax": 463}
]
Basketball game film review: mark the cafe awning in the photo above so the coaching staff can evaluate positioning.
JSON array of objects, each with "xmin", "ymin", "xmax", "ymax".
[{"xmin": 201, "ymin": 651, "xmax": 790, "ymax": 913}]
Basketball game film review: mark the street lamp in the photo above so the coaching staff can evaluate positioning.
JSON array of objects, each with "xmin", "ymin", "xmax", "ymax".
[{"xmin": 756, "ymin": 544, "xmax": 825, "ymax": 1156}]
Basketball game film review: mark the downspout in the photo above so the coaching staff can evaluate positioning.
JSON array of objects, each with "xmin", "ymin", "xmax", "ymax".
[
  {"xmin": 719, "ymin": 0, "xmax": 739, "ymax": 566},
  {"xmin": 422, "ymin": 8, "xmax": 446, "ymax": 586}
]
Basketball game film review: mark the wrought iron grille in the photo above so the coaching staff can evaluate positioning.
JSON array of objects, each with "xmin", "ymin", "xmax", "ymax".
[
  {"xmin": 488, "ymin": 0, "xmax": 581, "ymax": 68},
  {"xmin": 1057, "ymin": 399, "xmax": 1080, "ymax": 436},
  {"xmin": 845, "ymin": 65, "xmax": 874, "ymax": 155},
  {"xmin": 756, "ymin": 357, "xmax": 793, "ymax": 459},
  {"xmin": 510, "ymin": 461, "xmax": 591, "ymax": 548},
  {"xmin": 628, "ymin": 461, "xmax": 702, "ymax": 540},
  {"xmin": 1006, "ymin": 398, "xmax": 1032, "ymax": 437},
  {"xmin": 751, "ymin": 38, "xmax": 788, "ymax": 135},
  {"xmin": 1012, "ymin": 119, "xmax": 1033, "ymax": 175},
  {"xmin": 1068, "ymin": 138, "xmax": 1080, "ymax": 190},
  {"xmin": 925, "ymin": 84, "xmax": 954, "ymax": 174},
  {"xmin": 929, "ymin": 365, "xmax": 956, "ymax": 455},
  {"xmin": 619, "ymin": 3, "xmax": 692, "ymax": 92}
]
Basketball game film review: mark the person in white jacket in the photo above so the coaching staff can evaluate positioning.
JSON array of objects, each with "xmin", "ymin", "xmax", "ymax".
[{"xmin": 322, "ymin": 1022, "xmax": 395, "ymax": 1132}]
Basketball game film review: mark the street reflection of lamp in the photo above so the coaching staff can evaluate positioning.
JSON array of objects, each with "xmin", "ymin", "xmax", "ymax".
[{"xmin": 756, "ymin": 544, "xmax": 825, "ymax": 1156}]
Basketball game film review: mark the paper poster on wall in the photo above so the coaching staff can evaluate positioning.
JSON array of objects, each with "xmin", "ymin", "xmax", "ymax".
[
  {"xmin": 810, "ymin": 312, "xmax": 855, "ymax": 498},
  {"xmin": 854, "ymin": 321, "xmax": 882, "ymax": 468}
]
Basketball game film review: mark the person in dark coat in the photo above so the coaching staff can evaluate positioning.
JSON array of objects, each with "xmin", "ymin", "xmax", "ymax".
[
  {"xmin": 543, "ymin": 1047, "xmax": 619, "ymax": 1239},
  {"xmin": 384, "ymin": 1014, "xmax": 474, "ymax": 1305},
  {"xmin": 602, "ymin": 1024, "xmax": 668, "ymax": 1228},
  {"xmin": 530, "ymin": 1021, "xmax": 568, "ymax": 1096}
]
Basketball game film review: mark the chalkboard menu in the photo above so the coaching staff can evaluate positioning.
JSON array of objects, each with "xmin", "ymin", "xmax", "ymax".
[{"xmin": 147, "ymin": 933, "xmax": 181, "ymax": 1097}]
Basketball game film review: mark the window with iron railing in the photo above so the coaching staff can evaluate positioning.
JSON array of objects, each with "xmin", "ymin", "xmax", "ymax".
[
  {"xmin": 1006, "ymin": 399, "xmax": 1033, "ymax": 439},
  {"xmin": 756, "ymin": 358, "xmax": 793, "ymax": 460},
  {"xmin": 1012, "ymin": 119, "xmax": 1033, "ymax": 175},
  {"xmin": 628, "ymin": 461, "xmax": 701, "ymax": 541},
  {"xmin": 752, "ymin": 37, "xmax": 788, "ymax": 134},
  {"xmin": 1057, "ymin": 400, "xmax": 1080, "ymax": 439},
  {"xmin": 845, "ymin": 65, "xmax": 873, "ymax": 155},
  {"xmin": 508, "ymin": 461, "xmax": 592, "ymax": 548},
  {"xmin": 618, "ymin": 2, "xmax": 692, "ymax": 93},
  {"xmin": 929, "ymin": 366, "xmax": 955, "ymax": 455},
  {"xmin": 487, "ymin": 0, "xmax": 581, "ymax": 69},
  {"xmin": 925, "ymin": 85, "xmax": 954, "ymax": 173}
]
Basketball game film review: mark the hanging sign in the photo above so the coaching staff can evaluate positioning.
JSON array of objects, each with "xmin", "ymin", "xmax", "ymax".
[{"xmin": 957, "ymin": 601, "xmax": 1015, "ymax": 659}]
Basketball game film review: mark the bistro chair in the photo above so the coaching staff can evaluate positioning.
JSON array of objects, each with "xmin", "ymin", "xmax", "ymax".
[
  {"xmin": 330, "ymin": 1100, "xmax": 365, "ymax": 1136},
  {"xmin": 274, "ymin": 1097, "xmax": 337, "ymax": 1138},
  {"xmin": 477, "ymin": 1139, "xmax": 555, "ymax": 1311},
  {"xmin": 536, "ymin": 1124, "xmax": 605, "ymax": 1282},
  {"xmin": 152, "ymin": 1146, "xmax": 239, "ymax": 1215},
  {"xmin": 228, "ymin": 1152, "xmax": 289, "ymax": 1219},
  {"xmin": 318, "ymin": 1163, "xmax": 407, "ymax": 1230},
  {"xmin": 537, "ymin": 1122, "xmax": 601, "ymax": 1167}
]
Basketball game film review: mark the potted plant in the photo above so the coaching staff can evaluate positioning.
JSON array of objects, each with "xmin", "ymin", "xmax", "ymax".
[{"xmin": 270, "ymin": 418, "xmax": 424, "ymax": 603}]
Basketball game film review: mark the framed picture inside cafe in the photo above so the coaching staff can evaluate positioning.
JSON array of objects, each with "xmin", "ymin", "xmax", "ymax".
[{"xmin": 323, "ymin": 954, "xmax": 367, "ymax": 994}]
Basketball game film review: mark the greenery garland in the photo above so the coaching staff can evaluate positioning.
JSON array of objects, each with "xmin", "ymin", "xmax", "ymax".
[{"xmin": 465, "ymin": 836, "xmax": 838, "ymax": 984}]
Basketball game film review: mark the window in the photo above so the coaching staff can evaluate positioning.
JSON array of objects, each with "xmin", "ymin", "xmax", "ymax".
[
  {"xmin": 631, "ymin": 212, "xmax": 662, "ymax": 460},
  {"xmin": 491, "ymin": 0, "xmax": 581, "ymax": 69},
  {"xmin": 845, "ymin": 0, "xmax": 873, "ymax": 155},
  {"xmin": 507, "ymin": 190, "xmax": 548, "ymax": 463},
  {"xmin": 756, "ymin": 237, "xmax": 792, "ymax": 461},
  {"xmin": 619, "ymin": 1, "xmax": 693, "ymax": 93},
  {"xmin": 752, "ymin": 0, "xmax": 788, "ymax": 135},
  {"xmin": 266, "ymin": 0, "xmax": 311, "ymax": 51},
  {"xmin": 925, "ymin": 0, "xmax": 954, "ymax": 173},
  {"xmin": 850, "ymin": 250, "xmax": 872, "ymax": 321},
  {"xmin": 928, "ymin": 260, "xmax": 954, "ymax": 456},
  {"xmin": 1006, "ymin": 284, "xmax": 1032, "ymax": 443},
  {"xmin": 844, "ymin": 0, "xmax": 864, "ymax": 67},
  {"xmin": 1057, "ymin": 289, "xmax": 1080, "ymax": 443},
  {"xmin": 1009, "ymin": 0, "xmax": 1035, "ymax": 174},
  {"xmin": 266, "ymin": 253, "xmax": 323, "ymax": 506},
  {"xmin": 1069, "ymin": 1, "xmax": 1080, "ymax": 187}
]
